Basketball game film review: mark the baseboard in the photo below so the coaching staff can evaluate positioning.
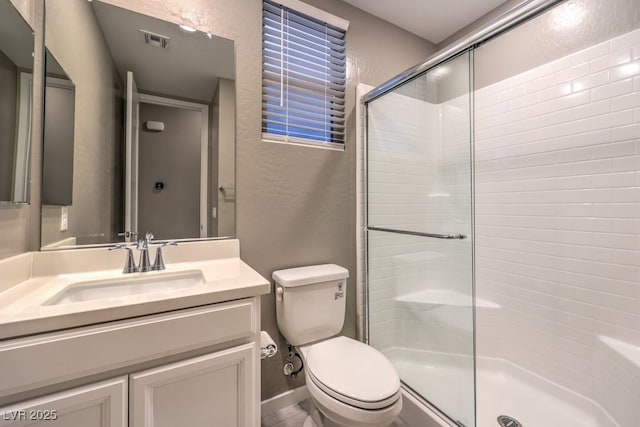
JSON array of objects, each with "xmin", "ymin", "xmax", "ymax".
[{"xmin": 261, "ymin": 385, "xmax": 311, "ymax": 417}]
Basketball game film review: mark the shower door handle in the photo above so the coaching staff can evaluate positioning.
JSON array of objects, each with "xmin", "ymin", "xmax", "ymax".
[{"xmin": 367, "ymin": 226, "xmax": 466, "ymax": 240}]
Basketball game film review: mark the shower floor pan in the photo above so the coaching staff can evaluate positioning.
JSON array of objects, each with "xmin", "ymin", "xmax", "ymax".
[{"xmin": 383, "ymin": 348, "xmax": 619, "ymax": 427}]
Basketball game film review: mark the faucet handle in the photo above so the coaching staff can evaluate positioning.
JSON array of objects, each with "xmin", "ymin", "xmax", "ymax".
[
  {"xmin": 108, "ymin": 243, "xmax": 138, "ymax": 274},
  {"xmin": 136, "ymin": 232, "xmax": 155, "ymax": 251},
  {"xmin": 152, "ymin": 241, "xmax": 177, "ymax": 271},
  {"xmin": 137, "ymin": 239, "xmax": 152, "ymax": 272}
]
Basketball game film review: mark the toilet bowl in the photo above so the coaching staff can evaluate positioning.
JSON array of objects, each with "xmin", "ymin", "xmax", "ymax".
[
  {"xmin": 300, "ymin": 336, "xmax": 402, "ymax": 427},
  {"xmin": 273, "ymin": 264, "xmax": 402, "ymax": 427}
]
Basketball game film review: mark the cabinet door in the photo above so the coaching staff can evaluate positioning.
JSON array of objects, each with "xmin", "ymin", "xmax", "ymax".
[
  {"xmin": 130, "ymin": 343, "xmax": 257, "ymax": 427},
  {"xmin": 0, "ymin": 377, "xmax": 127, "ymax": 427}
]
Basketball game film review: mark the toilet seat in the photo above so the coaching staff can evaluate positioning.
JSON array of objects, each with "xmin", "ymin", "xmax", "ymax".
[
  {"xmin": 300, "ymin": 336, "xmax": 401, "ymax": 410},
  {"xmin": 305, "ymin": 368, "xmax": 401, "ymax": 410},
  {"xmin": 305, "ymin": 368, "xmax": 403, "ymax": 427}
]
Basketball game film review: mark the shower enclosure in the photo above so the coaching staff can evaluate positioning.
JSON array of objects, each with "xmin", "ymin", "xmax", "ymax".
[
  {"xmin": 366, "ymin": 51, "xmax": 475, "ymax": 427},
  {"xmin": 363, "ymin": 1, "xmax": 640, "ymax": 426}
]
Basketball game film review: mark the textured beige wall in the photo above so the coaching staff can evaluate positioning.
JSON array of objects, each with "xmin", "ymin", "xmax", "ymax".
[
  {"xmin": 40, "ymin": 205, "xmax": 65, "ymax": 246},
  {"xmin": 101, "ymin": 0, "xmax": 435, "ymax": 400},
  {"xmin": 42, "ymin": 0, "xmax": 121, "ymax": 246},
  {"xmin": 0, "ymin": 204, "xmax": 30, "ymax": 259},
  {"xmin": 0, "ymin": 0, "xmax": 43, "ymax": 260}
]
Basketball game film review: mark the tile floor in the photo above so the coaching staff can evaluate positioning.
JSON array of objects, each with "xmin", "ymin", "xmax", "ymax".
[{"xmin": 261, "ymin": 399, "xmax": 410, "ymax": 427}]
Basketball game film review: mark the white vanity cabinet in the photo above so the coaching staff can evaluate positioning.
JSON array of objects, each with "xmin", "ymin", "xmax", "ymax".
[
  {"xmin": 0, "ymin": 298, "xmax": 261, "ymax": 427},
  {"xmin": 0, "ymin": 378, "xmax": 127, "ymax": 427}
]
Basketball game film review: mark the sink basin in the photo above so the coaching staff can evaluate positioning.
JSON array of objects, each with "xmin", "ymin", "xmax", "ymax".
[{"xmin": 45, "ymin": 270, "xmax": 205, "ymax": 305}]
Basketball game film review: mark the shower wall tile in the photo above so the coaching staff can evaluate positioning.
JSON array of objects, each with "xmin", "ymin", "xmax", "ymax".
[{"xmin": 475, "ymin": 27, "xmax": 640, "ymax": 427}]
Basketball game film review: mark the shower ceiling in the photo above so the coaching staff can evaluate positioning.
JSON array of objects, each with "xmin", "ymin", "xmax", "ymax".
[{"xmin": 341, "ymin": 0, "xmax": 511, "ymax": 44}]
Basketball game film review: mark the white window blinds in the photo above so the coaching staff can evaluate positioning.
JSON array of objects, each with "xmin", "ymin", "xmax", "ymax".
[{"xmin": 262, "ymin": 0, "xmax": 347, "ymax": 147}]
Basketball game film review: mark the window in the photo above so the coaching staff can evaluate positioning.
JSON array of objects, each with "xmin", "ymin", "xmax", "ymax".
[{"xmin": 262, "ymin": 0, "xmax": 348, "ymax": 148}]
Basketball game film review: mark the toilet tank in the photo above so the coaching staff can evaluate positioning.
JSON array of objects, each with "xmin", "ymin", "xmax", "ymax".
[{"xmin": 273, "ymin": 264, "xmax": 349, "ymax": 346}]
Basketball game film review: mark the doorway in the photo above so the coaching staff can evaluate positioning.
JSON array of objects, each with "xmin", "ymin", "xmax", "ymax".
[{"xmin": 136, "ymin": 95, "xmax": 209, "ymax": 240}]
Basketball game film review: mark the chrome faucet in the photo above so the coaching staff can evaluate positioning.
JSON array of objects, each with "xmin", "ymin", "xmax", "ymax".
[
  {"xmin": 109, "ymin": 243, "xmax": 138, "ymax": 274},
  {"xmin": 137, "ymin": 232, "xmax": 154, "ymax": 272},
  {"xmin": 152, "ymin": 241, "xmax": 178, "ymax": 271},
  {"xmin": 111, "ymin": 233, "xmax": 176, "ymax": 273}
]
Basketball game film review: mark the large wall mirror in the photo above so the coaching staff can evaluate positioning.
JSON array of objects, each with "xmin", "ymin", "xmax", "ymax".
[
  {"xmin": 0, "ymin": 0, "xmax": 35, "ymax": 205},
  {"xmin": 42, "ymin": 0, "xmax": 236, "ymax": 249}
]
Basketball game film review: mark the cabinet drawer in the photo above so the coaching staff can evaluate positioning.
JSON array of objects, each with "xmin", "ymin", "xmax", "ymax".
[{"xmin": 0, "ymin": 299, "xmax": 257, "ymax": 398}]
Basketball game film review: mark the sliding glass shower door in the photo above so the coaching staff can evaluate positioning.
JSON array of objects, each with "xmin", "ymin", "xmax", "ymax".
[{"xmin": 366, "ymin": 51, "xmax": 475, "ymax": 427}]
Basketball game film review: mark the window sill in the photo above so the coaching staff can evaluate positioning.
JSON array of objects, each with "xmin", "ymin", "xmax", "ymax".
[{"xmin": 262, "ymin": 134, "xmax": 345, "ymax": 152}]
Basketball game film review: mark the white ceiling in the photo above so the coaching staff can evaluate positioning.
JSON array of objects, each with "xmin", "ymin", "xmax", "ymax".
[{"xmin": 341, "ymin": 0, "xmax": 510, "ymax": 44}]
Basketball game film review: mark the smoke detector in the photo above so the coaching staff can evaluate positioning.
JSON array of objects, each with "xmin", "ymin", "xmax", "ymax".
[{"xmin": 140, "ymin": 29, "xmax": 169, "ymax": 48}]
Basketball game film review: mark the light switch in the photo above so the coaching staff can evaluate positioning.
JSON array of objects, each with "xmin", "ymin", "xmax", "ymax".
[{"xmin": 60, "ymin": 206, "xmax": 68, "ymax": 231}]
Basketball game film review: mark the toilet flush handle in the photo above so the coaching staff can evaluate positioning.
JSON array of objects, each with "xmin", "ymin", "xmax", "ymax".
[{"xmin": 276, "ymin": 285, "xmax": 284, "ymax": 301}]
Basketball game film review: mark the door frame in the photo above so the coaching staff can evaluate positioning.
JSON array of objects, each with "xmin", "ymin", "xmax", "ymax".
[
  {"xmin": 137, "ymin": 94, "xmax": 209, "ymax": 238},
  {"xmin": 14, "ymin": 72, "xmax": 33, "ymax": 202},
  {"xmin": 125, "ymin": 72, "xmax": 139, "ymax": 242}
]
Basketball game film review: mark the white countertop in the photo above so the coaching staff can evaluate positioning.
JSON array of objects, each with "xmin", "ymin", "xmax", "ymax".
[{"xmin": 0, "ymin": 240, "xmax": 270, "ymax": 340}]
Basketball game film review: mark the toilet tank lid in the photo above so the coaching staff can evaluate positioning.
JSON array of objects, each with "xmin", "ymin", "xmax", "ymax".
[{"xmin": 272, "ymin": 264, "xmax": 349, "ymax": 287}]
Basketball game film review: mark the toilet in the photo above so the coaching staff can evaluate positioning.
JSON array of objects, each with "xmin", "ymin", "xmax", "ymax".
[{"xmin": 273, "ymin": 264, "xmax": 402, "ymax": 427}]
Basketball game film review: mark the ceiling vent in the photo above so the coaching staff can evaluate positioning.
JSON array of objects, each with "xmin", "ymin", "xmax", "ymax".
[{"xmin": 140, "ymin": 29, "xmax": 169, "ymax": 48}]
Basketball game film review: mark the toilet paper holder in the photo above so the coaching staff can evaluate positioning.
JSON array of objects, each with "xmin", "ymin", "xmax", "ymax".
[{"xmin": 260, "ymin": 331, "xmax": 278, "ymax": 360}]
